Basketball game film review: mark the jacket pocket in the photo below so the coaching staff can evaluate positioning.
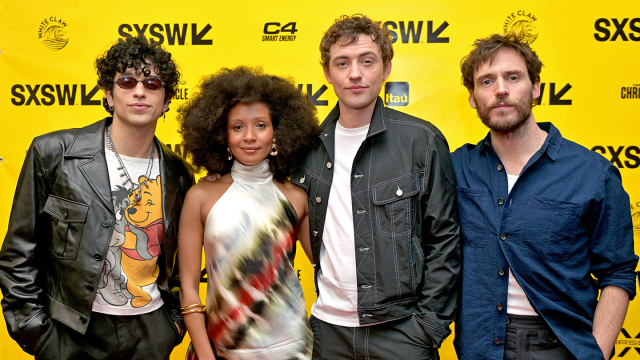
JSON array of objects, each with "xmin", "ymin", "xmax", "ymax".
[
  {"xmin": 373, "ymin": 173, "xmax": 419, "ymax": 236},
  {"xmin": 43, "ymin": 195, "xmax": 89, "ymax": 260}
]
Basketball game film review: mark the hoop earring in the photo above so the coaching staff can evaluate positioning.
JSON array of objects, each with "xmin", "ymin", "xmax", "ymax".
[
  {"xmin": 162, "ymin": 111, "xmax": 166, "ymax": 122},
  {"xmin": 227, "ymin": 146, "xmax": 233, "ymax": 161},
  {"xmin": 109, "ymin": 105, "xmax": 114, "ymax": 112},
  {"xmin": 270, "ymin": 138, "xmax": 278, "ymax": 156}
]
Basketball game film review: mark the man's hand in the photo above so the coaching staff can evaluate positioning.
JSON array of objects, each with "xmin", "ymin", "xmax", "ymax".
[{"xmin": 198, "ymin": 173, "xmax": 221, "ymax": 183}]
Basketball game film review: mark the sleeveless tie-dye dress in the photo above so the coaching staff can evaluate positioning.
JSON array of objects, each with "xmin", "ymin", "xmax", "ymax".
[{"xmin": 186, "ymin": 159, "xmax": 312, "ymax": 360}]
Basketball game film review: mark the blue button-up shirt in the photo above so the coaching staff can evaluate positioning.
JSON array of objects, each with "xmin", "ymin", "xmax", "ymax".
[{"xmin": 451, "ymin": 122, "xmax": 638, "ymax": 360}]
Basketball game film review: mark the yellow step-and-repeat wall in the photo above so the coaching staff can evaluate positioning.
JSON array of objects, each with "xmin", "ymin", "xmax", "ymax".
[{"xmin": 1, "ymin": 1, "xmax": 639, "ymax": 359}]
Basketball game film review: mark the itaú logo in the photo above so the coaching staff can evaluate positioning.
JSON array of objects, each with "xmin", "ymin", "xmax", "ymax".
[{"xmin": 384, "ymin": 82, "xmax": 409, "ymax": 106}]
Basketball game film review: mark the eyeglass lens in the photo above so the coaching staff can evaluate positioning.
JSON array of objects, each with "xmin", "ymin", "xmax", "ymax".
[{"xmin": 115, "ymin": 77, "xmax": 164, "ymax": 90}]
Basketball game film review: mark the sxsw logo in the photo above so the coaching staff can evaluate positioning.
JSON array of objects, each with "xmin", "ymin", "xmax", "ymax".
[
  {"xmin": 384, "ymin": 82, "xmax": 409, "ymax": 106},
  {"xmin": 118, "ymin": 23, "xmax": 212, "ymax": 45},
  {"xmin": 594, "ymin": 18, "xmax": 640, "ymax": 41},
  {"xmin": 616, "ymin": 328, "xmax": 640, "ymax": 356},
  {"xmin": 298, "ymin": 84, "xmax": 328, "ymax": 106},
  {"xmin": 591, "ymin": 146, "xmax": 640, "ymax": 169},
  {"xmin": 382, "ymin": 21, "xmax": 449, "ymax": 43},
  {"xmin": 534, "ymin": 83, "xmax": 572, "ymax": 105},
  {"xmin": 11, "ymin": 84, "xmax": 101, "ymax": 106}
]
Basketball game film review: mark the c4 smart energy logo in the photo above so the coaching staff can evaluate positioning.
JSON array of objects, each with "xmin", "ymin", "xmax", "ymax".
[
  {"xmin": 503, "ymin": 11, "xmax": 538, "ymax": 43},
  {"xmin": 262, "ymin": 22, "xmax": 298, "ymax": 42},
  {"xmin": 385, "ymin": 82, "xmax": 409, "ymax": 106},
  {"xmin": 38, "ymin": 16, "xmax": 69, "ymax": 51},
  {"xmin": 621, "ymin": 84, "xmax": 640, "ymax": 99}
]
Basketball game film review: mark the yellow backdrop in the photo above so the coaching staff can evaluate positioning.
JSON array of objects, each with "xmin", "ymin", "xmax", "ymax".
[{"xmin": 1, "ymin": 1, "xmax": 639, "ymax": 359}]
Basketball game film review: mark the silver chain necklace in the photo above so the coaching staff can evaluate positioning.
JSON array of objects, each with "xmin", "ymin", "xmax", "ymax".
[{"xmin": 105, "ymin": 125, "xmax": 156, "ymax": 204}]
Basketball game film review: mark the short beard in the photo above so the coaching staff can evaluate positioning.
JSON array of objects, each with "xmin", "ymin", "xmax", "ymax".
[{"xmin": 476, "ymin": 90, "xmax": 533, "ymax": 134}]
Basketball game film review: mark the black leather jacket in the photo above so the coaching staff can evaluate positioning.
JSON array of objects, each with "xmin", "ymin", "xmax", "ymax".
[
  {"xmin": 291, "ymin": 98, "xmax": 460, "ymax": 347},
  {"xmin": 0, "ymin": 118, "xmax": 194, "ymax": 354}
]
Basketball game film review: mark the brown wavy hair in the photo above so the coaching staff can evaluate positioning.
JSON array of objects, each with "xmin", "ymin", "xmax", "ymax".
[
  {"xmin": 95, "ymin": 35, "xmax": 181, "ymax": 114},
  {"xmin": 460, "ymin": 32, "xmax": 543, "ymax": 92},
  {"xmin": 177, "ymin": 66, "xmax": 321, "ymax": 182},
  {"xmin": 320, "ymin": 14, "xmax": 394, "ymax": 70}
]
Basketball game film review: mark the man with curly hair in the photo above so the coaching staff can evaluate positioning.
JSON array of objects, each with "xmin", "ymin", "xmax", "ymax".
[
  {"xmin": 452, "ymin": 33, "xmax": 638, "ymax": 360},
  {"xmin": 290, "ymin": 14, "xmax": 460, "ymax": 359},
  {"xmin": 0, "ymin": 35, "xmax": 194, "ymax": 359}
]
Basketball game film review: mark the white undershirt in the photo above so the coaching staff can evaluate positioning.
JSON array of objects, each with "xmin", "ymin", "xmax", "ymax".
[
  {"xmin": 311, "ymin": 123, "xmax": 369, "ymax": 327},
  {"xmin": 506, "ymin": 173, "xmax": 538, "ymax": 316}
]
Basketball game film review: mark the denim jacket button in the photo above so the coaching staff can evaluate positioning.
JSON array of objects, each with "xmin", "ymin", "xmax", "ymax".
[
  {"xmin": 327, "ymin": 162, "xmax": 332, "ymax": 169},
  {"xmin": 396, "ymin": 187, "xmax": 403, "ymax": 196},
  {"xmin": 316, "ymin": 197, "xmax": 321, "ymax": 203},
  {"xmin": 300, "ymin": 176, "xmax": 305, "ymax": 184},
  {"xmin": 497, "ymin": 164, "xmax": 504, "ymax": 171}
]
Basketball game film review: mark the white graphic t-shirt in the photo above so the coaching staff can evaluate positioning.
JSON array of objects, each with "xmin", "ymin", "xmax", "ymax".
[{"xmin": 92, "ymin": 148, "xmax": 164, "ymax": 315}]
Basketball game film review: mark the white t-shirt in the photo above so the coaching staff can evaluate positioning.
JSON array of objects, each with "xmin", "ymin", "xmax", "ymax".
[
  {"xmin": 311, "ymin": 123, "xmax": 369, "ymax": 327},
  {"xmin": 92, "ymin": 148, "xmax": 164, "ymax": 315},
  {"xmin": 506, "ymin": 173, "xmax": 538, "ymax": 316}
]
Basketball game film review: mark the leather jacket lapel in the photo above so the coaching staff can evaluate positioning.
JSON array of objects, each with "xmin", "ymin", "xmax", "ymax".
[{"xmin": 67, "ymin": 118, "xmax": 113, "ymax": 212}]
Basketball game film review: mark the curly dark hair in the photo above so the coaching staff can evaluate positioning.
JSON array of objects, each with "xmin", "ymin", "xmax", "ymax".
[
  {"xmin": 460, "ymin": 33, "xmax": 543, "ymax": 92},
  {"xmin": 95, "ymin": 35, "xmax": 181, "ymax": 114},
  {"xmin": 320, "ymin": 14, "xmax": 394, "ymax": 70},
  {"xmin": 177, "ymin": 66, "xmax": 321, "ymax": 182}
]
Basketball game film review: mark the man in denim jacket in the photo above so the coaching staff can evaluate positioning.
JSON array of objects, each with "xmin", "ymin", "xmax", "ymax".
[{"xmin": 291, "ymin": 14, "xmax": 460, "ymax": 359}]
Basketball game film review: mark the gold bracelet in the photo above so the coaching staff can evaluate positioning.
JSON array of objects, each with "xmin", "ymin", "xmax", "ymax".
[
  {"xmin": 180, "ymin": 303, "xmax": 205, "ymax": 311},
  {"xmin": 181, "ymin": 307, "xmax": 206, "ymax": 315}
]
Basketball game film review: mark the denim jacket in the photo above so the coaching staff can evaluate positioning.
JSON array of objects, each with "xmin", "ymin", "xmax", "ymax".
[{"xmin": 291, "ymin": 98, "xmax": 460, "ymax": 346}]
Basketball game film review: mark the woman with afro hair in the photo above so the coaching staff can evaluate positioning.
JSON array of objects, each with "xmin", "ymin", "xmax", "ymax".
[{"xmin": 177, "ymin": 66, "xmax": 321, "ymax": 360}]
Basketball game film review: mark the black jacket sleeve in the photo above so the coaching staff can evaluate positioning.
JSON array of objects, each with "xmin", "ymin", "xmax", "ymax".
[
  {"xmin": 415, "ymin": 133, "xmax": 461, "ymax": 347},
  {"xmin": 0, "ymin": 139, "xmax": 53, "ymax": 354}
]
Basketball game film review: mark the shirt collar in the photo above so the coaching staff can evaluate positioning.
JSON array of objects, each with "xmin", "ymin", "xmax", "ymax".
[
  {"xmin": 320, "ymin": 96, "xmax": 387, "ymax": 139},
  {"xmin": 478, "ymin": 122, "xmax": 563, "ymax": 161}
]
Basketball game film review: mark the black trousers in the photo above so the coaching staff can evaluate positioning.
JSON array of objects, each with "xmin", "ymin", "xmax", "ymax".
[
  {"xmin": 34, "ymin": 306, "xmax": 181, "ymax": 360},
  {"xmin": 503, "ymin": 315, "xmax": 577, "ymax": 360},
  {"xmin": 310, "ymin": 314, "xmax": 439, "ymax": 360}
]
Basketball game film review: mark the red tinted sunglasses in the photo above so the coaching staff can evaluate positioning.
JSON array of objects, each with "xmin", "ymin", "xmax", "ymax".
[{"xmin": 114, "ymin": 77, "xmax": 165, "ymax": 90}]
